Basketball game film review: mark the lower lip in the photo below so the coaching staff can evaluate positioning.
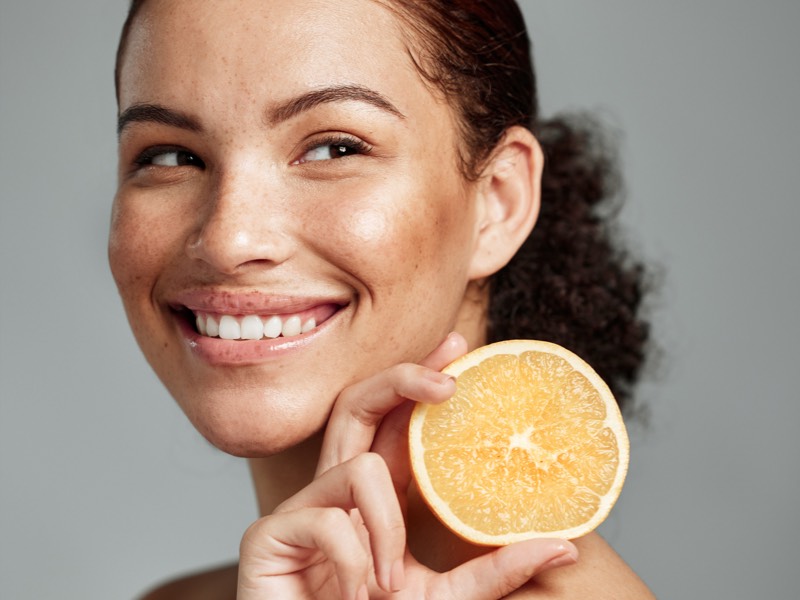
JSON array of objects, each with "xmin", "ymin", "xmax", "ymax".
[{"xmin": 175, "ymin": 308, "xmax": 343, "ymax": 365}]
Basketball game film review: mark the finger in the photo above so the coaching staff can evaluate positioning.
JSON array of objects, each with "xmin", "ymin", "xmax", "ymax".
[
  {"xmin": 319, "ymin": 362, "xmax": 454, "ymax": 474},
  {"xmin": 238, "ymin": 507, "xmax": 369, "ymax": 600},
  {"xmin": 278, "ymin": 453, "xmax": 406, "ymax": 593},
  {"xmin": 316, "ymin": 333, "xmax": 466, "ymax": 476},
  {"xmin": 370, "ymin": 333, "xmax": 469, "ymax": 493},
  {"xmin": 418, "ymin": 331, "xmax": 469, "ymax": 371},
  {"xmin": 432, "ymin": 538, "xmax": 578, "ymax": 600},
  {"xmin": 371, "ymin": 401, "xmax": 415, "ymax": 498}
]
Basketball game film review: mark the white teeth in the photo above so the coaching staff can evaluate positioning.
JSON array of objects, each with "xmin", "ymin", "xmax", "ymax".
[
  {"xmin": 206, "ymin": 315, "xmax": 219, "ymax": 337},
  {"xmin": 196, "ymin": 314, "xmax": 207, "ymax": 336},
  {"xmin": 195, "ymin": 312, "xmax": 320, "ymax": 339},
  {"xmin": 301, "ymin": 317, "xmax": 316, "ymax": 333},
  {"xmin": 282, "ymin": 315, "xmax": 302, "ymax": 337},
  {"xmin": 218, "ymin": 315, "xmax": 241, "ymax": 340},
  {"xmin": 241, "ymin": 315, "xmax": 264, "ymax": 340},
  {"xmin": 263, "ymin": 315, "xmax": 282, "ymax": 339}
]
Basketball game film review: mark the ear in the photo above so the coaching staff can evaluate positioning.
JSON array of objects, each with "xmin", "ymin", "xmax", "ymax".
[{"xmin": 468, "ymin": 126, "xmax": 543, "ymax": 280}]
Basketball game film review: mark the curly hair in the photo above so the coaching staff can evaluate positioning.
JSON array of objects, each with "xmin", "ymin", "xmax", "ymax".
[
  {"xmin": 115, "ymin": 0, "xmax": 651, "ymax": 411},
  {"xmin": 368, "ymin": 1, "xmax": 651, "ymax": 411},
  {"xmin": 490, "ymin": 116, "xmax": 650, "ymax": 410}
]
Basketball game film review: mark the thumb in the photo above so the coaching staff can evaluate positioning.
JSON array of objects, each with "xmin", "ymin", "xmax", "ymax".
[{"xmin": 437, "ymin": 538, "xmax": 578, "ymax": 600}]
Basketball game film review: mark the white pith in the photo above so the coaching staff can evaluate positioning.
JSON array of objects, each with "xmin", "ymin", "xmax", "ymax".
[
  {"xmin": 408, "ymin": 339, "xmax": 630, "ymax": 545},
  {"xmin": 194, "ymin": 312, "xmax": 317, "ymax": 340}
]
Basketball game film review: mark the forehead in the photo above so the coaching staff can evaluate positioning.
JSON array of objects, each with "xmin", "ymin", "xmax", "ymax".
[{"xmin": 118, "ymin": 0, "xmax": 431, "ymax": 111}]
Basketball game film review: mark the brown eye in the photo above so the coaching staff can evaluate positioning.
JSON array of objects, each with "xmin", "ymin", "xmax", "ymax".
[
  {"xmin": 136, "ymin": 147, "xmax": 205, "ymax": 168},
  {"xmin": 294, "ymin": 136, "xmax": 371, "ymax": 164}
]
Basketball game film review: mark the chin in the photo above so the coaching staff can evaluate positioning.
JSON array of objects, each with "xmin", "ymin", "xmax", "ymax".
[
  {"xmin": 173, "ymin": 386, "xmax": 330, "ymax": 458},
  {"xmin": 195, "ymin": 412, "xmax": 325, "ymax": 458},
  {"xmin": 204, "ymin": 432, "xmax": 308, "ymax": 458}
]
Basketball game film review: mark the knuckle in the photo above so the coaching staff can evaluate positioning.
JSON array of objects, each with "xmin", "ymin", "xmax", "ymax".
[
  {"xmin": 316, "ymin": 506, "xmax": 350, "ymax": 530},
  {"xmin": 386, "ymin": 517, "xmax": 407, "ymax": 541},
  {"xmin": 240, "ymin": 516, "xmax": 268, "ymax": 542},
  {"xmin": 336, "ymin": 387, "xmax": 383, "ymax": 427},
  {"xmin": 334, "ymin": 384, "xmax": 358, "ymax": 408},
  {"xmin": 348, "ymin": 451, "xmax": 389, "ymax": 478},
  {"xmin": 387, "ymin": 362, "xmax": 418, "ymax": 384},
  {"xmin": 239, "ymin": 515, "xmax": 273, "ymax": 554}
]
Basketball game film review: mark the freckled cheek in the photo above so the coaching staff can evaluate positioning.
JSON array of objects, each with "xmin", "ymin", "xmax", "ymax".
[
  {"xmin": 321, "ymin": 194, "xmax": 468, "ymax": 289},
  {"xmin": 108, "ymin": 198, "xmax": 181, "ymax": 300},
  {"xmin": 325, "ymin": 204, "xmax": 422, "ymax": 273}
]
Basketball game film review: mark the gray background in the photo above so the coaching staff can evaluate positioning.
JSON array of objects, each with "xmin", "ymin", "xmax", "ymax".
[{"xmin": 1, "ymin": 1, "xmax": 798, "ymax": 598}]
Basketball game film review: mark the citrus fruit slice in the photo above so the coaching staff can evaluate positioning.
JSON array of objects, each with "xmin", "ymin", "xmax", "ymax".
[{"xmin": 409, "ymin": 339, "xmax": 629, "ymax": 545}]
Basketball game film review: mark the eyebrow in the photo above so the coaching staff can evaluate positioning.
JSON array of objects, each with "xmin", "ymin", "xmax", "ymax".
[
  {"xmin": 267, "ymin": 84, "xmax": 406, "ymax": 125},
  {"xmin": 117, "ymin": 104, "xmax": 202, "ymax": 136},
  {"xmin": 117, "ymin": 85, "xmax": 405, "ymax": 136}
]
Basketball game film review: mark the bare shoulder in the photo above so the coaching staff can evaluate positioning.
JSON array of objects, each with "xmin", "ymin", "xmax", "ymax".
[
  {"xmin": 509, "ymin": 533, "xmax": 655, "ymax": 599},
  {"xmin": 138, "ymin": 562, "xmax": 238, "ymax": 600}
]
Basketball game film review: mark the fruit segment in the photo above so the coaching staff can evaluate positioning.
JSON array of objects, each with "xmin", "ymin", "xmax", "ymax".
[{"xmin": 410, "ymin": 341, "xmax": 629, "ymax": 544}]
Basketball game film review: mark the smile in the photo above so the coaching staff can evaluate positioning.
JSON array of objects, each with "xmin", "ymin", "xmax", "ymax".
[
  {"xmin": 194, "ymin": 311, "xmax": 322, "ymax": 340},
  {"xmin": 169, "ymin": 292, "xmax": 348, "ymax": 363}
]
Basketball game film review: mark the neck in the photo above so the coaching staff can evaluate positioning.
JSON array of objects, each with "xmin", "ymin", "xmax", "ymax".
[{"xmin": 248, "ymin": 432, "xmax": 323, "ymax": 516}]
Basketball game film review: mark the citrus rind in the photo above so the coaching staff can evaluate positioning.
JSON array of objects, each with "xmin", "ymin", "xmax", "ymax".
[{"xmin": 409, "ymin": 339, "xmax": 630, "ymax": 545}]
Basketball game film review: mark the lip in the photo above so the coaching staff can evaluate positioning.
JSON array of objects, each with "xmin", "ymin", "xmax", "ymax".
[
  {"xmin": 173, "ymin": 289, "xmax": 348, "ymax": 315},
  {"xmin": 169, "ymin": 289, "xmax": 350, "ymax": 365}
]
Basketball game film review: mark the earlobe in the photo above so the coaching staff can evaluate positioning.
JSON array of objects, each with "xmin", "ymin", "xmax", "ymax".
[{"xmin": 468, "ymin": 126, "xmax": 543, "ymax": 280}]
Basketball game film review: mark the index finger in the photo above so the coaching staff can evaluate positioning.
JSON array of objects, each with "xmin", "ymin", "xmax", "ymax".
[{"xmin": 316, "ymin": 332, "xmax": 468, "ymax": 477}]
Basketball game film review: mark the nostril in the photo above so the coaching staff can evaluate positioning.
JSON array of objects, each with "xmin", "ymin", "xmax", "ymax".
[{"xmin": 184, "ymin": 216, "xmax": 297, "ymax": 274}]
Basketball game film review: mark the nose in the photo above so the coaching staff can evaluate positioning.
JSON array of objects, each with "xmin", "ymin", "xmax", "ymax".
[{"xmin": 186, "ymin": 163, "xmax": 296, "ymax": 274}]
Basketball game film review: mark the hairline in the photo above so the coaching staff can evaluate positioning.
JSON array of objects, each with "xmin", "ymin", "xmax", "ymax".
[{"xmin": 113, "ymin": 0, "xmax": 485, "ymax": 178}]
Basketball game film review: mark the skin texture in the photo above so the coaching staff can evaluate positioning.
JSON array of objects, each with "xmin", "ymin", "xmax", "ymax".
[
  {"xmin": 114, "ymin": 1, "xmax": 655, "ymax": 598},
  {"xmin": 111, "ymin": 0, "xmax": 488, "ymax": 458}
]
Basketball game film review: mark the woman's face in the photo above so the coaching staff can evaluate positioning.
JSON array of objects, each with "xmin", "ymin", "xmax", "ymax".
[{"xmin": 110, "ymin": 0, "xmax": 484, "ymax": 455}]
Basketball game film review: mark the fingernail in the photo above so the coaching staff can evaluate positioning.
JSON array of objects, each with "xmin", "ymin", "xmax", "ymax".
[
  {"xmin": 356, "ymin": 583, "xmax": 369, "ymax": 600},
  {"xmin": 424, "ymin": 370, "xmax": 456, "ymax": 386},
  {"xmin": 542, "ymin": 547, "xmax": 579, "ymax": 571},
  {"xmin": 446, "ymin": 331, "xmax": 467, "ymax": 350},
  {"xmin": 391, "ymin": 558, "xmax": 405, "ymax": 591}
]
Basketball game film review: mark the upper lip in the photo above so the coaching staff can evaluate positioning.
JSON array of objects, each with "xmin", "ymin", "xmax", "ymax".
[{"xmin": 170, "ymin": 288, "xmax": 350, "ymax": 315}]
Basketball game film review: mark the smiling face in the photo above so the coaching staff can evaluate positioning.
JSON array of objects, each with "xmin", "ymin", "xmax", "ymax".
[{"xmin": 110, "ymin": 0, "xmax": 489, "ymax": 456}]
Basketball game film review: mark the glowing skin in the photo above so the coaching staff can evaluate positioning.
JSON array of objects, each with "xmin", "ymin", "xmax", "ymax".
[
  {"xmin": 109, "ymin": 5, "xmax": 658, "ymax": 597},
  {"xmin": 109, "ymin": 0, "xmax": 485, "ymax": 457}
]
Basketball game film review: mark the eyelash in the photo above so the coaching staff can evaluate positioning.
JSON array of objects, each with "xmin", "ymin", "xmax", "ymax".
[
  {"xmin": 134, "ymin": 145, "xmax": 205, "ymax": 169},
  {"xmin": 131, "ymin": 134, "xmax": 371, "ymax": 171},
  {"xmin": 295, "ymin": 134, "xmax": 373, "ymax": 164}
]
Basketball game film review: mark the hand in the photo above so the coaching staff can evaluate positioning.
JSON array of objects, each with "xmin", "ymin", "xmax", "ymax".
[{"xmin": 237, "ymin": 333, "xmax": 578, "ymax": 599}]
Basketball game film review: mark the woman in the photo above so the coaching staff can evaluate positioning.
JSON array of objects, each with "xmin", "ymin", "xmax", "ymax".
[{"xmin": 110, "ymin": 0, "xmax": 654, "ymax": 597}]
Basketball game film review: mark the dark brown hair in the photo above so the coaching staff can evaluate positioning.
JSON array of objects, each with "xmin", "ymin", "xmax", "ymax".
[{"xmin": 115, "ymin": 0, "xmax": 651, "ymax": 411}]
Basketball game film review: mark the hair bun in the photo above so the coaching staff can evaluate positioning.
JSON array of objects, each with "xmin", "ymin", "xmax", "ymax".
[{"xmin": 489, "ymin": 114, "xmax": 650, "ymax": 412}]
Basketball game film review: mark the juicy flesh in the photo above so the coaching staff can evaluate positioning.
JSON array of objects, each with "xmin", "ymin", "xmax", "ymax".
[{"xmin": 420, "ymin": 351, "xmax": 620, "ymax": 535}]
